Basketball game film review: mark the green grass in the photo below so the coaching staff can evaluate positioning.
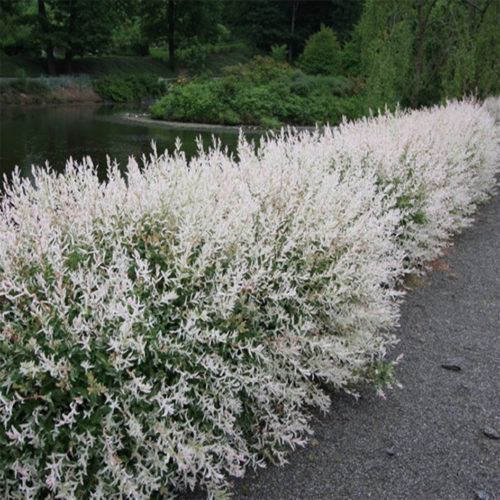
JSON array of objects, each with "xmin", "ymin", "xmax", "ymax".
[
  {"xmin": 204, "ymin": 48, "xmax": 257, "ymax": 75},
  {"xmin": 149, "ymin": 46, "xmax": 170, "ymax": 59},
  {"xmin": 70, "ymin": 56, "xmax": 175, "ymax": 77},
  {"xmin": 0, "ymin": 52, "xmax": 46, "ymax": 77},
  {"xmin": 0, "ymin": 52, "xmax": 175, "ymax": 78},
  {"xmin": 150, "ymin": 41, "xmax": 257, "ymax": 75},
  {"xmin": 1, "ymin": 41, "xmax": 256, "ymax": 79}
]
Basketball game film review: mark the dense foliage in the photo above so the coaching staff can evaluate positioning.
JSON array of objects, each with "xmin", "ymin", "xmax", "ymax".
[
  {"xmin": 150, "ymin": 57, "xmax": 365, "ymax": 126},
  {"xmin": 93, "ymin": 74, "xmax": 166, "ymax": 102},
  {"xmin": 297, "ymin": 25, "xmax": 341, "ymax": 75},
  {"xmin": 224, "ymin": 0, "xmax": 364, "ymax": 56},
  {"xmin": 351, "ymin": 0, "xmax": 500, "ymax": 107},
  {"xmin": 1, "ymin": 0, "xmax": 498, "ymax": 112},
  {"xmin": 0, "ymin": 99, "xmax": 498, "ymax": 498}
]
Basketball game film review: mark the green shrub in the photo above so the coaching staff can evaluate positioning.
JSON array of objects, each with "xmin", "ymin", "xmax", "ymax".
[
  {"xmin": 38, "ymin": 75, "xmax": 92, "ymax": 90},
  {"xmin": 110, "ymin": 18, "xmax": 146, "ymax": 56},
  {"xmin": 225, "ymin": 56, "xmax": 299, "ymax": 84},
  {"xmin": 149, "ymin": 56, "xmax": 366, "ymax": 127},
  {"xmin": 289, "ymin": 74, "xmax": 356, "ymax": 98},
  {"xmin": 289, "ymin": 74, "xmax": 315, "ymax": 96},
  {"xmin": 233, "ymin": 85, "xmax": 276, "ymax": 122},
  {"xmin": 93, "ymin": 74, "xmax": 166, "ymax": 102},
  {"xmin": 177, "ymin": 38, "xmax": 210, "ymax": 73},
  {"xmin": 150, "ymin": 79, "xmax": 240, "ymax": 125},
  {"xmin": 238, "ymin": 83, "xmax": 303, "ymax": 124},
  {"xmin": 270, "ymin": 44, "xmax": 288, "ymax": 62},
  {"xmin": 9, "ymin": 77, "xmax": 49, "ymax": 94},
  {"xmin": 259, "ymin": 116, "xmax": 282, "ymax": 128},
  {"xmin": 298, "ymin": 25, "xmax": 342, "ymax": 75},
  {"xmin": 216, "ymin": 23, "xmax": 231, "ymax": 42},
  {"xmin": 5, "ymin": 70, "xmax": 50, "ymax": 95}
]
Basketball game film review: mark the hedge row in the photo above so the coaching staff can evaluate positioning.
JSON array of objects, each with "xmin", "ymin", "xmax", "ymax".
[{"xmin": 0, "ymin": 99, "xmax": 498, "ymax": 498}]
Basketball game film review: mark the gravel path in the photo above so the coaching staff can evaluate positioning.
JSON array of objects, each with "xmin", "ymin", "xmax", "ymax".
[{"xmin": 227, "ymin": 191, "xmax": 500, "ymax": 500}]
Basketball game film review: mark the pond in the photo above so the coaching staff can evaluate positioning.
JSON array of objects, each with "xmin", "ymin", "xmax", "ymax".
[{"xmin": 0, "ymin": 104, "xmax": 257, "ymax": 183}]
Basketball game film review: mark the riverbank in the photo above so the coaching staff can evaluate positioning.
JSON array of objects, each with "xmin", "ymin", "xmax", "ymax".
[
  {"xmin": 0, "ymin": 77, "xmax": 102, "ymax": 105},
  {"xmin": 119, "ymin": 111, "xmax": 317, "ymax": 134},
  {"xmin": 0, "ymin": 86, "xmax": 102, "ymax": 105},
  {"xmin": 0, "ymin": 73, "xmax": 167, "ymax": 105}
]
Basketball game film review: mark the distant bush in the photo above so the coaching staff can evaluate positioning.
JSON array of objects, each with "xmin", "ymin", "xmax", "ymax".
[
  {"xmin": 38, "ymin": 75, "xmax": 92, "ymax": 90},
  {"xmin": 298, "ymin": 25, "xmax": 342, "ymax": 75},
  {"xmin": 9, "ymin": 77, "xmax": 49, "ymax": 94},
  {"xmin": 151, "ymin": 79, "xmax": 239, "ymax": 125},
  {"xmin": 289, "ymin": 74, "xmax": 356, "ymax": 98},
  {"xmin": 150, "ymin": 78, "xmax": 317, "ymax": 126},
  {"xmin": 270, "ymin": 43, "xmax": 288, "ymax": 62},
  {"xmin": 0, "ymin": 99, "xmax": 497, "ymax": 498},
  {"xmin": 93, "ymin": 74, "xmax": 166, "ymax": 102},
  {"xmin": 110, "ymin": 18, "xmax": 146, "ymax": 56},
  {"xmin": 177, "ymin": 38, "xmax": 210, "ymax": 73},
  {"xmin": 0, "ymin": 75, "xmax": 93, "ymax": 97},
  {"xmin": 225, "ymin": 56, "xmax": 299, "ymax": 84},
  {"xmin": 0, "ymin": 75, "xmax": 97, "ymax": 104},
  {"xmin": 216, "ymin": 23, "xmax": 231, "ymax": 42}
]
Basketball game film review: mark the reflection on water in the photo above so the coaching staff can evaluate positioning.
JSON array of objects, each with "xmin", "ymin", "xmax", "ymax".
[{"xmin": 0, "ymin": 104, "xmax": 248, "ymax": 183}]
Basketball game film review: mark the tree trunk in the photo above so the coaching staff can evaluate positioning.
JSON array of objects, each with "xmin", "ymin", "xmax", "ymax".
[
  {"xmin": 38, "ymin": 0, "xmax": 57, "ymax": 75},
  {"xmin": 412, "ymin": 0, "xmax": 438, "ymax": 107},
  {"xmin": 46, "ymin": 46, "xmax": 56, "ymax": 75},
  {"xmin": 412, "ymin": 1, "xmax": 425, "ymax": 107},
  {"xmin": 168, "ymin": 0, "xmax": 176, "ymax": 70},
  {"xmin": 65, "ymin": 50, "xmax": 73, "ymax": 74},
  {"xmin": 289, "ymin": 0, "xmax": 299, "ymax": 62}
]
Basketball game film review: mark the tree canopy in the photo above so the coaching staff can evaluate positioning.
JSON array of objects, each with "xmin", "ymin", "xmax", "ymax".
[
  {"xmin": 353, "ymin": 0, "xmax": 500, "ymax": 106},
  {"xmin": 0, "ymin": 0, "xmax": 498, "ymax": 106}
]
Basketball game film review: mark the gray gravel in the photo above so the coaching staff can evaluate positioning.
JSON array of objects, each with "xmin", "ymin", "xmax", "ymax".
[{"xmin": 185, "ymin": 191, "xmax": 500, "ymax": 500}]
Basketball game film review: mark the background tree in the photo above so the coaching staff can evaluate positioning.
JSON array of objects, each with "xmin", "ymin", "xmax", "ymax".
[
  {"xmin": 0, "ymin": 0, "xmax": 36, "ymax": 56},
  {"xmin": 353, "ymin": 0, "xmax": 413, "ymax": 106},
  {"xmin": 354, "ymin": 0, "xmax": 499, "ymax": 108},
  {"xmin": 37, "ymin": 0, "xmax": 56, "ymax": 74},
  {"xmin": 223, "ymin": 0, "xmax": 365, "ymax": 61},
  {"xmin": 34, "ymin": 0, "xmax": 124, "ymax": 73},
  {"xmin": 441, "ymin": 0, "xmax": 500, "ymax": 99},
  {"xmin": 223, "ymin": 0, "xmax": 289, "ymax": 52},
  {"xmin": 110, "ymin": 0, "xmax": 147, "ymax": 56},
  {"xmin": 1, "ymin": 0, "xmax": 498, "ymax": 106},
  {"xmin": 298, "ymin": 25, "xmax": 342, "ymax": 75},
  {"xmin": 139, "ymin": 0, "xmax": 224, "ymax": 69},
  {"xmin": 328, "ymin": 0, "xmax": 365, "ymax": 44}
]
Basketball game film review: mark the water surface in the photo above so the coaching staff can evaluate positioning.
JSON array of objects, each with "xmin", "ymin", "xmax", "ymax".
[{"xmin": 0, "ymin": 104, "xmax": 249, "ymax": 182}]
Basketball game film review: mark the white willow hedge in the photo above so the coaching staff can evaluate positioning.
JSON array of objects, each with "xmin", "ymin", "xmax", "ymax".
[{"xmin": 0, "ymin": 99, "xmax": 498, "ymax": 498}]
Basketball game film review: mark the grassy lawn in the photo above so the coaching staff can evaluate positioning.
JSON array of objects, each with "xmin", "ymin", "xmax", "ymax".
[
  {"xmin": 0, "ymin": 53, "xmax": 176, "ymax": 78},
  {"xmin": 0, "ymin": 52, "xmax": 46, "ymax": 77},
  {"xmin": 1, "ymin": 43, "xmax": 256, "ymax": 79}
]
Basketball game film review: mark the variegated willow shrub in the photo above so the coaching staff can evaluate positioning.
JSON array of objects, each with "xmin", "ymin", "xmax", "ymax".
[{"xmin": 0, "ymin": 99, "xmax": 498, "ymax": 498}]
